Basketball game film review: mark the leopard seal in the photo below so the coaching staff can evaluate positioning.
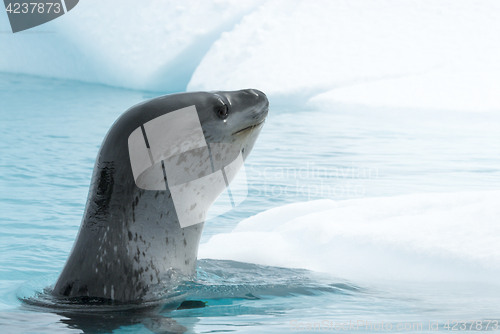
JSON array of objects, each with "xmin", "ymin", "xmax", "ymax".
[{"xmin": 52, "ymin": 89, "xmax": 268, "ymax": 302}]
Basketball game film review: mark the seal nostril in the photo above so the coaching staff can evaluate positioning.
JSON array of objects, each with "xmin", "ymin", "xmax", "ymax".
[
  {"xmin": 248, "ymin": 89, "xmax": 259, "ymax": 97},
  {"xmin": 249, "ymin": 89, "xmax": 266, "ymax": 99}
]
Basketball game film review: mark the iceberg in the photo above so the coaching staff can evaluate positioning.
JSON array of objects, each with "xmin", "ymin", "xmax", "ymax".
[
  {"xmin": 199, "ymin": 191, "xmax": 500, "ymax": 283},
  {"xmin": 189, "ymin": 0, "xmax": 500, "ymax": 111},
  {"xmin": 0, "ymin": 0, "xmax": 262, "ymax": 91},
  {"xmin": 1, "ymin": 0, "xmax": 499, "ymax": 111}
]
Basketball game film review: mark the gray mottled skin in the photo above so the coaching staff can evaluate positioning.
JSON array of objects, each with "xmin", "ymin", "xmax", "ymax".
[{"xmin": 52, "ymin": 89, "xmax": 268, "ymax": 302}]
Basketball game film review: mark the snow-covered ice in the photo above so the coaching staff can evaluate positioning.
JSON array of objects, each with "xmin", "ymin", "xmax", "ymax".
[
  {"xmin": 200, "ymin": 191, "xmax": 500, "ymax": 283},
  {"xmin": 1, "ymin": 0, "xmax": 500, "ymax": 111}
]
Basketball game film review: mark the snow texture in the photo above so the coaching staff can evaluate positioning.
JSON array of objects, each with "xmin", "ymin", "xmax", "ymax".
[
  {"xmin": 1, "ymin": 0, "xmax": 500, "ymax": 110},
  {"xmin": 199, "ymin": 191, "xmax": 500, "ymax": 283}
]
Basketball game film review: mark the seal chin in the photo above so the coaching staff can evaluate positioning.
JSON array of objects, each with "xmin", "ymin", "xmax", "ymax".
[{"xmin": 232, "ymin": 117, "xmax": 267, "ymax": 135}]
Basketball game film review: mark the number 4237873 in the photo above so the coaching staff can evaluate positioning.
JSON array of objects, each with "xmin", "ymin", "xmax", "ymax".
[
  {"xmin": 444, "ymin": 320, "xmax": 498, "ymax": 331},
  {"xmin": 5, "ymin": 2, "xmax": 62, "ymax": 14}
]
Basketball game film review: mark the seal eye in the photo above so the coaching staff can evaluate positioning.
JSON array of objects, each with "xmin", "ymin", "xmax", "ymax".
[{"xmin": 217, "ymin": 104, "xmax": 229, "ymax": 120}]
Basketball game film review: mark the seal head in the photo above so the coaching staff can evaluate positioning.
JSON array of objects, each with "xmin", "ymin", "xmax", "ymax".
[{"xmin": 52, "ymin": 89, "xmax": 268, "ymax": 302}]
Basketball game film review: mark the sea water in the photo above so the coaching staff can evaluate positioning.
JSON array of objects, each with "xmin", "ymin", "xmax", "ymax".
[{"xmin": 1, "ymin": 72, "xmax": 500, "ymax": 333}]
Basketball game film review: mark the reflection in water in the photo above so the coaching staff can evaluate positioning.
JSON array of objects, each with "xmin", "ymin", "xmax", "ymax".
[
  {"xmin": 54, "ymin": 310, "xmax": 188, "ymax": 334},
  {"xmin": 16, "ymin": 260, "xmax": 359, "ymax": 333},
  {"xmin": 20, "ymin": 291, "xmax": 189, "ymax": 333}
]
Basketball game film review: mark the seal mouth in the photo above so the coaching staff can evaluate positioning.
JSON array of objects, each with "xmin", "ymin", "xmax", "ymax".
[{"xmin": 232, "ymin": 118, "xmax": 267, "ymax": 135}]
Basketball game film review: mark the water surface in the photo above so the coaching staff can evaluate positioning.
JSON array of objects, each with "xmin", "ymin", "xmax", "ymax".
[{"xmin": 1, "ymin": 73, "xmax": 499, "ymax": 333}]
